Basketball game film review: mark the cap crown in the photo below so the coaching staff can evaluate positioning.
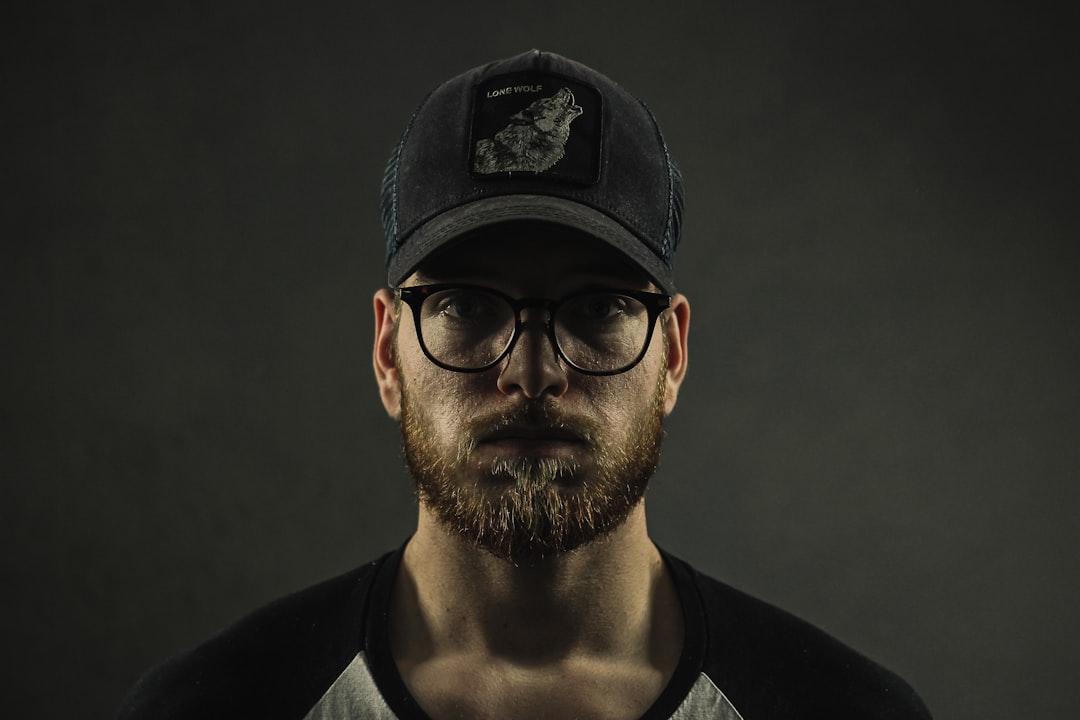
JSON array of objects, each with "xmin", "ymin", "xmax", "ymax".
[{"xmin": 382, "ymin": 50, "xmax": 683, "ymax": 291}]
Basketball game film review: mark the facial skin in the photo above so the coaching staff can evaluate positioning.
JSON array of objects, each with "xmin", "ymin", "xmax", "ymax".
[{"xmin": 373, "ymin": 222, "xmax": 690, "ymax": 564}]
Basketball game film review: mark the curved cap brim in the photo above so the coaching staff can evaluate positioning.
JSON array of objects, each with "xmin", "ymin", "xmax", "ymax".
[{"xmin": 386, "ymin": 195, "xmax": 676, "ymax": 294}]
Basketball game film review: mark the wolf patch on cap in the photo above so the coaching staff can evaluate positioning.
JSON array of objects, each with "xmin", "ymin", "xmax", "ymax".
[
  {"xmin": 468, "ymin": 73, "xmax": 603, "ymax": 184},
  {"xmin": 473, "ymin": 87, "xmax": 583, "ymax": 174}
]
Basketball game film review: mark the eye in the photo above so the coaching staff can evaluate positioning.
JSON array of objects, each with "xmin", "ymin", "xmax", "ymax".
[
  {"xmin": 565, "ymin": 293, "xmax": 630, "ymax": 321},
  {"xmin": 425, "ymin": 289, "xmax": 504, "ymax": 326},
  {"xmin": 438, "ymin": 292, "xmax": 488, "ymax": 318}
]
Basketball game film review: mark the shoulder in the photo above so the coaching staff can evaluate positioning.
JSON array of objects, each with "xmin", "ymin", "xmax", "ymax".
[
  {"xmin": 668, "ymin": 554, "xmax": 933, "ymax": 719},
  {"xmin": 116, "ymin": 556, "xmax": 389, "ymax": 720}
]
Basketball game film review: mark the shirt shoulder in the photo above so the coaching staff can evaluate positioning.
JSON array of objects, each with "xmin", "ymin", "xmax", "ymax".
[
  {"xmin": 666, "ymin": 554, "xmax": 933, "ymax": 720},
  {"xmin": 115, "ymin": 555, "xmax": 389, "ymax": 720}
]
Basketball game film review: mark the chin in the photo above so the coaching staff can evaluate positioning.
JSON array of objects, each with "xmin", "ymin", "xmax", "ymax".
[{"xmin": 485, "ymin": 455, "xmax": 584, "ymax": 488}]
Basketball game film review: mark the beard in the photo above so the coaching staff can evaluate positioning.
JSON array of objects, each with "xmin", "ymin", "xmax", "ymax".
[{"xmin": 399, "ymin": 368, "xmax": 667, "ymax": 565}]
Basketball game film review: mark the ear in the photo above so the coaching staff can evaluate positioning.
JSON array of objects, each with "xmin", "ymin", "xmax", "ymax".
[
  {"xmin": 662, "ymin": 293, "xmax": 690, "ymax": 416},
  {"xmin": 373, "ymin": 289, "xmax": 401, "ymax": 419}
]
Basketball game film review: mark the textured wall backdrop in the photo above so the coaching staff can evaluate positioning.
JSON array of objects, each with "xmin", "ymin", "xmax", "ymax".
[{"xmin": 4, "ymin": 2, "xmax": 1077, "ymax": 718}]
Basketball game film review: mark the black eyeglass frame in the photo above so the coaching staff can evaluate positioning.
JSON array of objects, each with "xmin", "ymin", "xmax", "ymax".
[{"xmin": 396, "ymin": 284, "xmax": 672, "ymax": 376}]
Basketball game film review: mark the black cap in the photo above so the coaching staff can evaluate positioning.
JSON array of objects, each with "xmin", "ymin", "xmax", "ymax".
[{"xmin": 381, "ymin": 50, "xmax": 683, "ymax": 293}]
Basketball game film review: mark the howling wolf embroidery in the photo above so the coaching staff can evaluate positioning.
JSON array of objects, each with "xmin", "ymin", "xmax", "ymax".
[{"xmin": 473, "ymin": 87, "xmax": 583, "ymax": 174}]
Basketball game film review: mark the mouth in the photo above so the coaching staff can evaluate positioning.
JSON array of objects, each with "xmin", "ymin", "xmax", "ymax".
[
  {"xmin": 559, "ymin": 89, "xmax": 583, "ymax": 113},
  {"xmin": 483, "ymin": 424, "xmax": 584, "ymax": 441},
  {"xmin": 477, "ymin": 424, "xmax": 589, "ymax": 457}
]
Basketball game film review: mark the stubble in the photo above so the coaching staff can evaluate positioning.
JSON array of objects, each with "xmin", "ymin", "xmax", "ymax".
[{"xmin": 398, "ymin": 365, "xmax": 667, "ymax": 564}]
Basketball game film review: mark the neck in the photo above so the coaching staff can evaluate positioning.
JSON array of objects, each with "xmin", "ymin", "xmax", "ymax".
[{"xmin": 390, "ymin": 504, "xmax": 681, "ymax": 664}]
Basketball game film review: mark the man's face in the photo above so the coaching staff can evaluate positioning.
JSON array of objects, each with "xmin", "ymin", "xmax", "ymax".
[{"xmin": 376, "ymin": 222, "xmax": 688, "ymax": 563}]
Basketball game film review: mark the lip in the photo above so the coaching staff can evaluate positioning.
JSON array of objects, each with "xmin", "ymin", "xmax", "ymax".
[
  {"xmin": 480, "ymin": 425, "xmax": 586, "ymax": 444},
  {"xmin": 479, "ymin": 437, "xmax": 584, "ymax": 460},
  {"xmin": 476, "ymin": 425, "xmax": 588, "ymax": 457}
]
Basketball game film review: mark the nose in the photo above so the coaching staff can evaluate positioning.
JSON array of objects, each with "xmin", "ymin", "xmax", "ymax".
[{"xmin": 496, "ymin": 308, "xmax": 569, "ymax": 399}]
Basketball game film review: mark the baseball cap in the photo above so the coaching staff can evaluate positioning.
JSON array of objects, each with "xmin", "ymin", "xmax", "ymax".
[{"xmin": 381, "ymin": 49, "xmax": 684, "ymax": 294}]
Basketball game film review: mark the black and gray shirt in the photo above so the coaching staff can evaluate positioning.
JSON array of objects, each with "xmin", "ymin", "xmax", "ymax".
[{"xmin": 118, "ymin": 546, "xmax": 931, "ymax": 719}]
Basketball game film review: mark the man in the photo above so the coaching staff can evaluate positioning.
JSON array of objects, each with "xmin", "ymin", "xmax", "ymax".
[{"xmin": 119, "ymin": 50, "xmax": 932, "ymax": 719}]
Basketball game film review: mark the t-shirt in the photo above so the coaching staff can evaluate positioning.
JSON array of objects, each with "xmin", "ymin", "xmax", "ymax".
[{"xmin": 117, "ymin": 545, "xmax": 932, "ymax": 719}]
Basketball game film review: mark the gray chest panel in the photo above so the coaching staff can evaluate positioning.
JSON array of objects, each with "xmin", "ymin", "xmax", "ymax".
[{"xmin": 303, "ymin": 652, "xmax": 744, "ymax": 719}]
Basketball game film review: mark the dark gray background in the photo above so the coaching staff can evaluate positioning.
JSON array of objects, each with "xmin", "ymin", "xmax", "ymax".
[{"xmin": 5, "ymin": 2, "xmax": 1077, "ymax": 718}]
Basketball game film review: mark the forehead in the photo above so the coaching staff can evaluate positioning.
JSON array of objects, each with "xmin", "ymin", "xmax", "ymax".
[{"xmin": 408, "ymin": 221, "xmax": 653, "ymax": 293}]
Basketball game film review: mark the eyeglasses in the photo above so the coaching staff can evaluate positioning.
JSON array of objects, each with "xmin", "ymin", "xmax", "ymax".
[{"xmin": 396, "ymin": 284, "xmax": 671, "ymax": 376}]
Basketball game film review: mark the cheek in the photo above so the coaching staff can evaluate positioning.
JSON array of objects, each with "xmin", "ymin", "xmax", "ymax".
[
  {"xmin": 402, "ymin": 358, "xmax": 492, "ymax": 432},
  {"xmin": 398, "ymin": 326, "xmax": 484, "ymax": 415},
  {"xmin": 575, "ymin": 361, "xmax": 663, "ymax": 428}
]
